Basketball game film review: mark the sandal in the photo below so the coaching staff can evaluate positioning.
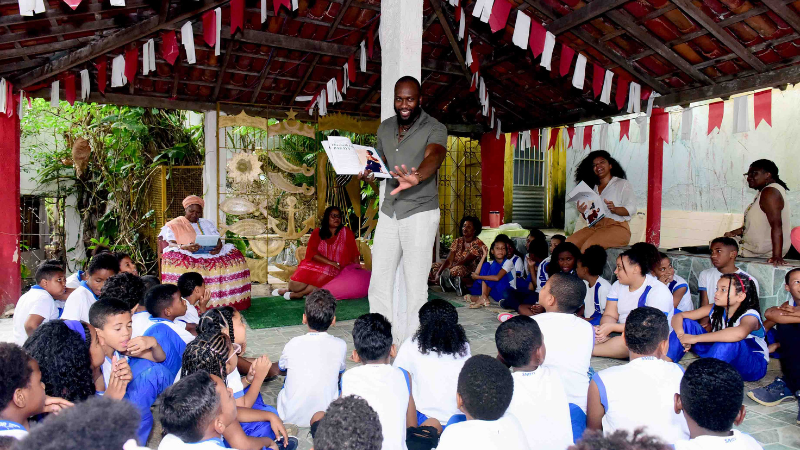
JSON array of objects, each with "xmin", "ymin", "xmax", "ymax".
[{"xmin": 469, "ymin": 297, "xmax": 490, "ymax": 309}]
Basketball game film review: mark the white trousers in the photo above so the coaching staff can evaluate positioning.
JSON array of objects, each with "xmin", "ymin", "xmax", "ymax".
[{"xmin": 368, "ymin": 208, "xmax": 440, "ymax": 344}]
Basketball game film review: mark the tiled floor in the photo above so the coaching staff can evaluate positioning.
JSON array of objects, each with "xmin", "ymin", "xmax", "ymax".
[{"xmin": 1, "ymin": 288, "xmax": 797, "ymax": 449}]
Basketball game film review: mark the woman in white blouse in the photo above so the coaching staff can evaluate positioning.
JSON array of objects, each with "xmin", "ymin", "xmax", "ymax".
[{"xmin": 568, "ymin": 151, "xmax": 637, "ymax": 251}]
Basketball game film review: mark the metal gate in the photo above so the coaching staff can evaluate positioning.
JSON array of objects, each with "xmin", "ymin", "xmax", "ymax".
[
  {"xmin": 438, "ymin": 136, "xmax": 481, "ymax": 255},
  {"xmin": 512, "ymin": 133, "xmax": 547, "ymax": 228}
]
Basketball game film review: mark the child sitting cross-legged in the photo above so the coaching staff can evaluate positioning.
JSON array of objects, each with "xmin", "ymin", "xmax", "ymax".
[
  {"xmin": 697, "ymin": 238, "xmax": 759, "ymax": 328},
  {"xmin": 496, "ymin": 316, "xmax": 573, "ymax": 450},
  {"xmin": 587, "ymin": 306, "xmax": 689, "ymax": 443},
  {"xmin": 141, "ymin": 284, "xmax": 194, "ymax": 379},
  {"xmin": 0, "ymin": 343, "xmax": 73, "ymax": 441},
  {"xmin": 655, "ymin": 253, "xmax": 694, "ymax": 314},
  {"xmin": 436, "ymin": 355, "xmax": 529, "ymax": 450},
  {"xmin": 464, "ymin": 237, "xmax": 514, "ymax": 309},
  {"xmin": 270, "ymin": 289, "xmax": 346, "ymax": 428},
  {"xmin": 667, "ymin": 273, "xmax": 768, "ymax": 382},
  {"xmin": 158, "ymin": 371, "xmax": 239, "ymax": 450},
  {"xmin": 499, "ymin": 235, "xmax": 550, "ymax": 314},
  {"xmin": 312, "ymin": 396, "xmax": 383, "ymax": 450},
  {"xmin": 177, "ymin": 272, "xmax": 212, "ymax": 335},
  {"xmin": 674, "ymin": 358, "xmax": 763, "ymax": 449},
  {"xmin": 575, "ymin": 245, "xmax": 611, "ymax": 326},
  {"xmin": 13, "ymin": 264, "xmax": 66, "ymax": 345},
  {"xmin": 536, "ymin": 234, "xmax": 566, "ymax": 291},
  {"xmin": 61, "ymin": 253, "xmax": 119, "ymax": 323}
]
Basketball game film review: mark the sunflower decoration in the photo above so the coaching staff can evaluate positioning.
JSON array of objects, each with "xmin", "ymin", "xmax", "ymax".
[{"xmin": 227, "ymin": 151, "xmax": 263, "ymax": 184}]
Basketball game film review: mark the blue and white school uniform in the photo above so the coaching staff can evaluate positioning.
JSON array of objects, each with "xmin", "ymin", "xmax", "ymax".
[
  {"xmin": 509, "ymin": 255, "xmax": 525, "ymax": 290},
  {"xmin": 669, "ymin": 275, "xmax": 693, "ymax": 313},
  {"xmin": 175, "ymin": 301, "xmax": 199, "ymax": 327},
  {"xmin": 583, "ymin": 277, "xmax": 611, "ymax": 326},
  {"xmin": 60, "ymin": 280, "xmax": 97, "ymax": 323},
  {"xmin": 469, "ymin": 259, "xmax": 514, "ymax": 301},
  {"xmin": 698, "ymin": 268, "xmax": 759, "ymax": 300},
  {"xmin": 226, "ymin": 368, "xmax": 281, "ymax": 441},
  {"xmin": 159, "ymin": 434, "xmax": 233, "ymax": 449},
  {"xmin": 667, "ymin": 308, "xmax": 768, "ymax": 381},
  {"xmin": 536, "ymin": 256, "xmax": 550, "ymax": 293},
  {"xmin": 0, "ymin": 420, "xmax": 28, "ymax": 440},
  {"xmin": 673, "ymin": 430, "xmax": 764, "ymax": 450},
  {"xmin": 13, "ymin": 285, "xmax": 60, "ymax": 345},
  {"xmin": 142, "ymin": 317, "xmax": 190, "ymax": 380},
  {"xmin": 131, "ymin": 310, "xmax": 152, "ymax": 338},
  {"xmin": 606, "ymin": 274, "xmax": 674, "ymax": 329}
]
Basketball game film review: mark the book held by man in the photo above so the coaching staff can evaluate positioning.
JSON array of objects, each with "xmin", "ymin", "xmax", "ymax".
[
  {"xmin": 321, "ymin": 136, "xmax": 392, "ymax": 178},
  {"xmin": 567, "ymin": 181, "xmax": 609, "ymax": 227}
]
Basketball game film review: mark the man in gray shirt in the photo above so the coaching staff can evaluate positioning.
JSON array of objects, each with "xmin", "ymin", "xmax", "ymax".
[{"xmin": 360, "ymin": 76, "xmax": 447, "ymax": 342}]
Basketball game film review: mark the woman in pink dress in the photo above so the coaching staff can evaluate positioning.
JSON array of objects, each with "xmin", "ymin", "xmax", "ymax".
[{"xmin": 274, "ymin": 206, "xmax": 360, "ymax": 299}]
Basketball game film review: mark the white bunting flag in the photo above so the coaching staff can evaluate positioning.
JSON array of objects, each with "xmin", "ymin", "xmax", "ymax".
[
  {"xmin": 458, "ymin": 10, "xmax": 466, "ymax": 40},
  {"xmin": 297, "ymin": 95, "xmax": 314, "ymax": 102},
  {"xmin": 342, "ymin": 64, "xmax": 349, "ymax": 95},
  {"xmin": 465, "ymin": 36, "xmax": 473, "ymax": 68},
  {"xmin": 80, "ymin": 69, "xmax": 90, "ymax": 100},
  {"xmin": 479, "ymin": 77, "xmax": 486, "ymax": 106},
  {"xmin": 143, "ymin": 39, "xmax": 156, "ymax": 75},
  {"xmin": 598, "ymin": 123, "xmax": 609, "ymax": 149},
  {"xmin": 215, "ymin": 7, "xmax": 222, "ymax": 56},
  {"xmin": 18, "ymin": 90, "xmax": 25, "ymax": 118},
  {"xmin": 0, "ymin": 79, "xmax": 6, "ymax": 114},
  {"xmin": 292, "ymin": 0, "xmax": 298, "ymax": 10},
  {"xmin": 646, "ymin": 92, "xmax": 660, "ymax": 117},
  {"xmin": 600, "ymin": 70, "xmax": 613, "ymax": 105},
  {"xmin": 319, "ymin": 90, "xmax": 327, "ymax": 116},
  {"xmin": 520, "ymin": 130, "xmax": 530, "ymax": 149},
  {"xmin": 483, "ymin": 93, "xmax": 490, "ymax": 117},
  {"xmin": 572, "ymin": 54, "xmax": 587, "ymax": 89},
  {"xmin": 110, "ymin": 0, "xmax": 125, "ymax": 5},
  {"xmin": 635, "ymin": 117, "xmax": 647, "ymax": 143},
  {"xmin": 490, "ymin": 107, "xmax": 495, "ymax": 125},
  {"xmin": 496, "ymin": 119, "xmax": 502, "ymax": 139},
  {"xmin": 733, "ymin": 95, "xmax": 749, "ymax": 134},
  {"xmin": 449, "ymin": 0, "xmax": 459, "ymax": 5},
  {"xmin": 181, "ymin": 21, "xmax": 196, "ymax": 64},
  {"xmin": 326, "ymin": 79, "xmax": 336, "ymax": 104},
  {"xmin": 681, "ymin": 108, "xmax": 693, "ymax": 141},
  {"xmin": 540, "ymin": 32, "xmax": 556, "ymax": 71},
  {"xmin": 50, "ymin": 80, "xmax": 59, "ymax": 107},
  {"xmin": 360, "ymin": 41, "xmax": 367, "ymax": 72},
  {"xmin": 111, "ymin": 55, "xmax": 127, "ymax": 87},
  {"xmin": 472, "ymin": 0, "xmax": 495, "ymax": 23},
  {"xmin": 627, "ymin": 82, "xmax": 641, "ymax": 114},
  {"xmin": 18, "ymin": 0, "xmax": 45, "ymax": 16},
  {"xmin": 512, "ymin": 13, "xmax": 531, "ymax": 49},
  {"xmin": 261, "ymin": 0, "xmax": 267, "ymax": 23}
]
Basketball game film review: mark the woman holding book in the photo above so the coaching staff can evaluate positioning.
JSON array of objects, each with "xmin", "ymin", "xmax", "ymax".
[
  {"xmin": 159, "ymin": 195, "xmax": 251, "ymax": 309},
  {"xmin": 567, "ymin": 150, "xmax": 637, "ymax": 251}
]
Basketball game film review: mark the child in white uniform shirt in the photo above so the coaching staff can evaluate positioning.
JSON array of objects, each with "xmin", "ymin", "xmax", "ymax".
[
  {"xmin": 313, "ymin": 396, "xmax": 383, "ymax": 450},
  {"xmin": 61, "ymin": 253, "xmax": 119, "ymax": 323},
  {"xmin": 437, "ymin": 355, "xmax": 529, "ymax": 450},
  {"xmin": 532, "ymin": 273, "xmax": 593, "ymax": 442},
  {"xmin": 496, "ymin": 316, "xmax": 573, "ymax": 450},
  {"xmin": 674, "ymin": 358, "xmax": 763, "ymax": 450},
  {"xmin": 588, "ymin": 307, "xmax": 689, "ymax": 443},
  {"xmin": 340, "ymin": 313, "xmax": 414, "ymax": 450},
  {"xmin": 13, "ymin": 264, "xmax": 66, "ymax": 345},
  {"xmin": 656, "ymin": 253, "xmax": 694, "ymax": 313},
  {"xmin": 275, "ymin": 289, "xmax": 346, "ymax": 427},
  {"xmin": 177, "ymin": 272, "xmax": 212, "ymax": 334},
  {"xmin": 698, "ymin": 238, "xmax": 759, "ymax": 312},
  {"xmin": 576, "ymin": 245, "xmax": 611, "ymax": 326},
  {"xmin": 98, "ymin": 272, "xmax": 146, "ymax": 312},
  {"xmin": 393, "ymin": 299, "xmax": 471, "ymax": 432}
]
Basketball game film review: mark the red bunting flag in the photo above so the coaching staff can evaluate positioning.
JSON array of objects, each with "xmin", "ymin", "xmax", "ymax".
[
  {"xmin": 620, "ymin": 119, "xmax": 630, "ymax": 141},
  {"xmin": 231, "ymin": 0, "xmax": 244, "ymax": 35},
  {"xmin": 96, "ymin": 58, "xmax": 107, "ymax": 94},
  {"xmin": 708, "ymin": 101, "xmax": 724, "ymax": 135},
  {"xmin": 456, "ymin": 5, "xmax": 462, "ymax": 21},
  {"xmin": 470, "ymin": 73, "xmax": 478, "ymax": 92},
  {"xmin": 531, "ymin": 129, "xmax": 539, "ymax": 148},
  {"xmin": 583, "ymin": 125, "xmax": 592, "ymax": 149},
  {"xmin": 641, "ymin": 88, "xmax": 652, "ymax": 101},
  {"xmin": 273, "ymin": 0, "xmax": 290, "ymax": 15},
  {"xmin": 348, "ymin": 55, "xmax": 356, "ymax": 82},
  {"xmin": 652, "ymin": 108, "xmax": 670, "ymax": 144},
  {"xmin": 559, "ymin": 45, "xmax": 575, "ymax": 77},
  {"xmin": 592, "ymin": 64, "xmax": 604, "ymax": 98},
  {"xmin": 511, "ymin": 131, "xmax": 519, "ymax": 149},
  {"xmin": 161, "ymin": 31, "xmax": 179, "ymax": 66},
  {"xmin": 125, "ymin": 46, "xmax": 138, "ymax": 82},
  {"xmin": 548, "ymin": 128, "xmax": 560, "ymax": 150},
  {"xmin": 615, "ymin": 76, "xmax": 629, "ymax": 110},
  {"xmin": 489, "ymin": 0, "xmax": 513, "ymax": 33},
  {"xmin": 62, "ymin": 0, "xmax": 82, "ymax": 10},
  {"xmin": 529, "ymin": 20, "xmax": 546, "ymax": 58},
  {"xmin": 754, "ymin": 90, "xmax": 772, "ymax": 128},
  {"xmin": 367, "ymin": 23, "xmax": 375, "ymax": 58},
  {"xmin": 567, "ymin": 127, "xmax": 575, "ymax": 147},
  {"xmin": 65, "ymin": 73, "xmax": 76, "ymax": 106},
  {"xmin": 203, "ymin": 10, "xmax": 216, "ymax": 47}
]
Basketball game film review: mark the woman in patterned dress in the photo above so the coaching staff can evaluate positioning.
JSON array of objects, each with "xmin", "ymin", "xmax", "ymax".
[{"xmin": 430, "ymin": 216, "xmax": 487, "ymax": 296}]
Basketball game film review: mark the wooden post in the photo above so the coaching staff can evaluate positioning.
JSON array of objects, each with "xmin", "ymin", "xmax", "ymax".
[{"xmin": 0, "ymin": 113, "xmax": 21, "ymax": 310}]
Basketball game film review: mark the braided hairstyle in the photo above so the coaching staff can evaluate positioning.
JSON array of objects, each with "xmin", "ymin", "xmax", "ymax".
[
  {"xmin": 197, "ymin": 307, "xmax": 237, "ymax": 343},
  {"xmin": 23, "ymin": 321, "xmax": 95, "ymax": 401},
  {"xmin": 181, "ymin": 332, "xmax": 232, "ymax": 382},
  {"xmin": 710, "ymin": 273, "xmax": 760, "ymax": 332}
]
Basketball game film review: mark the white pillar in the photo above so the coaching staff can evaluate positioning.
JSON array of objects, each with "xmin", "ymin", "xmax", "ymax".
[
  {"xmin": 203, "ymin": 111, "xmax": 225, "ymax": 227},
  {"xmin": 379, "ymin": 0, "xmax": 423, "ymax": 121}
]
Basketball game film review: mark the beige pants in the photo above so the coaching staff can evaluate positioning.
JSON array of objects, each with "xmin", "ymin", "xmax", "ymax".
[{"xmin": 567, "ymin": 218, "xmax": 631, "ymax": 251}]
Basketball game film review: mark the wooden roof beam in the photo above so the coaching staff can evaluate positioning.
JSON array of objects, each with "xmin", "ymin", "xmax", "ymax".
[
  {"xmin": 0, "ymin": 0, "xmax": 151, "ymax": 27},
  {"xmin": 430, "ymin": 0, "xmax": 471, "ymax": 79},
  {"xmin": 547, "ymin": 0, "xmax": 632, "ymax": 35},
  {"xmin": 213, "ymin": 38, "xmax": 236, "ymax": 101},
  {"xmin": 760, "ymin": 0, "xmax": 800, "ymax": 34}
]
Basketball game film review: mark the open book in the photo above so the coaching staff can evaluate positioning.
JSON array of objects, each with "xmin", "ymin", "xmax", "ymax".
[
  {"xmin": 321, "ymin": 136, "xmax": 392, "ymax": 178},
  {"xmin": 567, "ymin": 182, "xmax": 609, "ymax": 227},
  {"xmin": 194, "ymin": 234, "xmax": 220, "ymax": 254}
]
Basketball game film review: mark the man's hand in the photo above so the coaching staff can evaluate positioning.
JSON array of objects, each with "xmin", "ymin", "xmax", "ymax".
[
  {"xmin": 126, "ymin": 336, "xmax": 157, "ymax": 357},
  {"xmin": 43, "ymin": 396, "xmax": 74, "ymax": 414},
  {"xmin": 389, "ymin": 164, "xmax": 421, "ymax": 195}
]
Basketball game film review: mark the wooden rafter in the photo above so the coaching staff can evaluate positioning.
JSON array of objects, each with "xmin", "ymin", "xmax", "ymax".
[
  {"xmin": 250, "ymin": 51, "xmax": 276, "ymax": 103},
  {"xmin": 430, "ymin": 0, "xmax": 470, "ymax": 79},
  {"xmin": 760, "ymin": 0, "xmax": 800, "ymax": 34},
  {"xmin": 547, "ymin": 0, "xmax": 631, "ymax": 35},
  {"xmin": 212, "ymin": 39, "xmax": 236, "ymax": 101},
  {"xmin": 0, "ymin": 0, "xmax": 150, "ymax": 27}
]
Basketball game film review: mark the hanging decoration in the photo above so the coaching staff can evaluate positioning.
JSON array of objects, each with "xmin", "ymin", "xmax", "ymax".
[
  {"xmin": 732, "ymin": 96, "xmax": 749, "ymax": 134},
  {"xmin": 220, "ymin": 197, "xmax": 257, "ymax": 216},
  {"xmin": 520, "ymin": 129, "xmax": 531, "ymax": 148},
  {"xmin": 203, "ymin": 10, "xmax": 216, "ymax": 47},
  {"xmin": 598, "ymin": 123, "xmax": 609, "ymax": 149},
  {"xmin": 707, "ymin": 101, "xmax": 724, "ymax": 135},
  {"xmin": 572, "ymin": 54, "xmax": 586, "ymax": 90},
  {"xmin": 0, "ymin": 79, "xmax": 7, "ymax": 115},
  {"xmin": 50, "ymin": 80, "xmax": 59, "ymax": 107},
  {"xmin": 615, "ymin": 76, "xmax": 629, "ymax": 110},
  {"xmin": 368, "ymin": 23, "xmax": 375, "ymax": 57},
  {"xmin": 473, "ymin": 0, "xmax": 495, "ymax": 23},
  {"xmin": 495, "ymin": 119, "xmax": 502, "ymax": 139},
  {"xmin": 124, "ymin": 46, "xmax": 138, "ymax": 82},
  {"xmin": 19, "ymin": 0, "xmax": 46, "ymax": 16},
  {"xmin": 626, "ymin": 82, "xmax": 641, "ymax": 114},
  {"xmin": 512, "ymin": 12, "xmax": 530, "ymax": 49},
  {"xmin": 181, "ymin": 21, "xmax": 196, "ymax": 64},
  {"xmin": 652, "ymin": 109, "xmax": 670, "ymax": 144},
  {"xmin": 227, "ymin": 152, "xmax": 263, "ymax": 184},
  {"xmin": 600, "ymin": 70, "xmax": 613, "ymax": 105},
  {"xmin": 261, "ymin": 0, "xmax": 267, "ymax": 23},
  {"xmin": 592, "ymin": 64, "xmax": 604, "ymax": 98},
  {"xmin": 567, "ymin": 127, "xmax": 575, "ymax": 147},
  {"xmin": 231, "ymin": 0, "xmax": 244, "ymax": 35},
  {"xmin": 547, "ymin": 128, "xmax": 559, "ymax": 150},
  {"xmin": 96, "ymin": 58, "xmax": 107, "ymax": 94},
  {"xmin": 559, "ymin": 45, "xmax": 575, "ymax": 77},
  {"xmin": 143, "ymin": 39, "xmax": 156, "ymax": 75},
  {"xmin": 111, "ymin": 54, "xmax": 127, "ymax": 87},
  {"xmin": 62, "ymin": 0, "xmax": 82, "ymax": 10},
  {"xmin": 529, "ymin": 20, "xmax": 546, "ymax": 58},
  {"xmin": 754, "ymin": 90, "xmax": 772, "ymax": 128},
  {"xmin": 268, "ymin": 152, "xmax": 315, "ymax": 176},
  {"xmin": 488, "ymin": 0, "xmax": 512, "ymax": 33},
  {"xmin": 18, "ymin": 90, "xmax": 25, "ymax": 119},
  {"xmin": 619, "ymin": 120, "xmax": 630, "ymax": 141},
  {"xmin": 65, "ymin": 72, "xmax": 76, "ymax": 106},
  {"xmin": 540, "ymin": 32, "xmax": 555, "ymax": 71},
  {"xmin": 267, "ymin": 172, "xmax": 315, "ymax": 196},
  {"xmin": 681, "ymin": 108, "xmax": 693, "ymax": 140},
  {"xmin": 583, "ymin": 125, "xmax": 592, "ymax": 150},
  {"xmin": 646, "ymin": 92, "xmax": 660, "ymax": 116},
  {"xmin": 510, "ymin": 131, "xmax": 519, "ymax": 148},
  {"xmin": 161, "ymin": 31, "xmax": 179, "ymax": 66},
  {"xmin": 360, "ymin": 41, "xmax": 367, "ymax": 72}
]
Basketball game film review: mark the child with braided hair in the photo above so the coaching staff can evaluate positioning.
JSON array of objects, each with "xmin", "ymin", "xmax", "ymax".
[
  {"xmin": 181, "ymin": 332, "xmax": 289, "ymax": 449},
  {"xmin": 668, "ymin": 273, "xmax": 768, "ymax": 381}
]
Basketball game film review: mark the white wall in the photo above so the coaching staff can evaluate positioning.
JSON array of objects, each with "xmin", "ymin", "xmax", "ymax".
[{"xmin": 564, "ymin": 86, "xmax": 800, "ymax": 235}]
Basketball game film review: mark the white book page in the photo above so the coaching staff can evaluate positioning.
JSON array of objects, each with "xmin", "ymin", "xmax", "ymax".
[{"xmin": 322, "ymin": 136, "xmax": 363, "ymax": 175}]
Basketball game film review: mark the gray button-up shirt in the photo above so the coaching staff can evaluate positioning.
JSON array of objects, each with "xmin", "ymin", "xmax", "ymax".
[{"xmin": 375, "ymin": 109, "xmax": 448, "ymax": 220}]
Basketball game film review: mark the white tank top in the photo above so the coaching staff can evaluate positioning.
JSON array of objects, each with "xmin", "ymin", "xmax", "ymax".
[{"xmin": 742, "ymin": 182, "xmax": 791, "ymax": 256}]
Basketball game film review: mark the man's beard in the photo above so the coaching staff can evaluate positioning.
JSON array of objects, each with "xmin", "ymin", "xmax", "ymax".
[{"xmin": 395, "ymin": 105, "xmax": 422, "ymax": 126}]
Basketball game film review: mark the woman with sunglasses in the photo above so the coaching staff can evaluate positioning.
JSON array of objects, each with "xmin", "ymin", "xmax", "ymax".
[{"xmin": 273, "ymin": 205, "xmax": 361, "ymax": 300}]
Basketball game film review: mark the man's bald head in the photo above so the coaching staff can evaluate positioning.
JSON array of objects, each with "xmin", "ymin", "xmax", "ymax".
[
  {"xmin": 394, "ymin": 76, "xmax": 422, "ymax": 126},
  {"xmin": 395, "ymin": 76, "xmax": 421, "ymax": 95}
]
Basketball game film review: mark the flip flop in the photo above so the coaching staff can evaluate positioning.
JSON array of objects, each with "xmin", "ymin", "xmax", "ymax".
[
  {"xmin": 271, "ymin": 289, "xmax": 281, "ymax": 297},
  {"xmin": 283, "ymin": 292, "xmax": 293, "ymax": 300},
  {"xmin": 497, "ymin": 312, "xmax": 514, "ymax": 322}
]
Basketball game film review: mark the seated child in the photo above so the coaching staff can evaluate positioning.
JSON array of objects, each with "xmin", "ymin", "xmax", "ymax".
[
  {"xmin": 436, "ymin": 355, "xmax": 529, "ymax": 450},
  {"xmin": 668, "ymin": 273, "xmax": 768, "ymax": 382},
  {"xmin": 464, "ymin": 237, "xmax": 514, "ymax": 309},
  {"xmin": 61, "ymin": 253, "xmax": 119, "ymax": 323},
  {"xmin": 23, "ymin": 320, "xmax": 105, "ymax": 402},
  {"xmin": 13, "ymin": 264, "xmax": 66, "ymax": 345},
  {"xmin": 523, "ymin": 228, "xmax": 547, "ymax": 278},
  {"xmin": 535, "ymin": 234, "xmax": 566, "ymax": 291},
  {"xmin": 588, "ymin": 307, "xmax": 689, "ymax": 443},
  {"xmin": 158, "ymin": 371, "xmax": 239, "ymax": 450},
  {"xmin": 499, "ymin": 237, "xmax": 549, "ymax": 314},
  {"xmin": 99, "ymin": 272, "xmax": 146, "ymax": 312},
  {"xmin": 674, "ymin": 358, "xmax": 763, "ymax": 449},
  {"xmin": 141, "ymin": 275, "xmax": 161, "ymax": 291},
  {"xmin": 531, "ymin": 273, "xmax": 593, "ymax": 441},
  {"xmin": 181, "ymin": 332, "xmax": 287, "ymax": 449},
  {"xmin": 393, "ymin": 299, "xmax": 471, "ymax": 433},
  {"xmin": 341, "ymin": 313, "xmax": 415, "ymax": 450},
  {"xmin": 569, "ymin": 429, "xmax": 671, "ymax": 450},
  {"xmin": 274, "ymin": 289, "xmax": 346, "ymax": 427},
  {"xmin": 177, "ymin": 272, "xmax": 212, "ymax": 334},
  {"xmin": 593, "ymin": 247, "xmax": 674, "ymax": 360},
  {"xmin": 0, "ymin": 343, "xmax": 73, "ymax": 440},
  {"xmin": 142, "ymin": 285, "xmax": 193, "ymax": 379},
  {"xmin": 748, "ymin": 268, "xmax": 800, "ymax": 413},
  {"xmin": 114, "ymin": 252, "xmax": 139, "ymax": 276},
  {"xmin": 698, "ymin": 238, "xmax": 759, "ymax": 313},
  {"xmin": 656, "ymin": 253, "xmax": 693, "ymax": 314},
  {"xmin": 496, "ymin": 316, "xmax": 573, "ymax": 450},
  {"xmin": 89, "ymin": 299, "xmax": 172, "ymax": 444},
  {"xmin": 13, "ymin": 396, "xmax": 144, "ymax": 450},
  {"xmin": 576, "ymin": 245, "xmax": 611, "ymax": 326},
  {"xmin": 313, "ymin": 396, "xmax": 383, "ymax": 450},
  {"xmin": 546, "ymin": 242, "xmax": 580, "ymax": 278}
]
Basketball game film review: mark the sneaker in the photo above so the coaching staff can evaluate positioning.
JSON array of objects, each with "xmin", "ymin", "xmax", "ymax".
[
  {"xmin": 439, "ymin": 269, "xmax": 452, "ymax": 292},
  {"xmin": 450, "ymin": 277, "xmax": 463, "ymax": 297},
  {"xmin": 498, "ymin": 312, "xmax": 514, "ymax": 323},
  {"xmin": 747, "ymin": 377, "xmax": 794, "ymax": 406}
]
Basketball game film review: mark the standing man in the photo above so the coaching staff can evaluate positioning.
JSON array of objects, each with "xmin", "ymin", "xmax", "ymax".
[{"xmin": 360, "ymin": 76, "xmax": 447, "ymax": 342}]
